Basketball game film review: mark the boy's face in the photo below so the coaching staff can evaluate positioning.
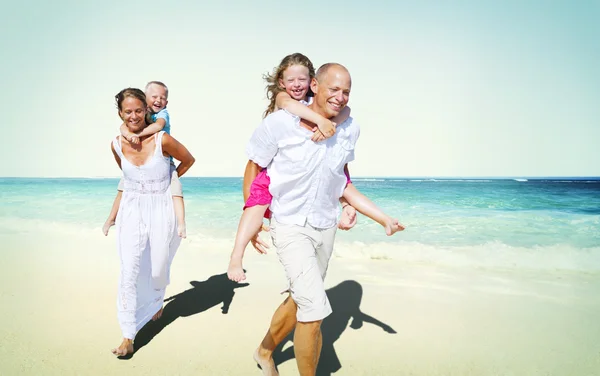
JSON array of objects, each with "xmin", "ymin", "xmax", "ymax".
[{"xmin": 145, "ymin": 84, "xmax": 168, "ymax": 113}]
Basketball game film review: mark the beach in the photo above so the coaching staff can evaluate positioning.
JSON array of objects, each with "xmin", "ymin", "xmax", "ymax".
[{"xmin": 1, "ymin": 178, "xmax": 600, "ymax": 375}]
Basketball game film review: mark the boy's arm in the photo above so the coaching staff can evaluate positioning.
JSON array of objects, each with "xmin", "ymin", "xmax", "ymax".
[
  {"xmin": 136, "ymin": 118, "xmax": 166, "ymax": 137},
  {"xmin": 161, "ymin": 134, "xmax": 195, "ymax": 177},
  {"xmin": 275, "ymin": 92, "xmax": 335, "ymax": 140},
  {"xmin": 119, "ymin": 123, "xmax": 139, "ymax": 144}
]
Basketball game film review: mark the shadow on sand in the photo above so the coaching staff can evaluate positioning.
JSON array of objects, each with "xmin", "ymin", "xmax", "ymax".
[
  {"xmin": 272, "ymin": 280, "xmax": 396, "ymax": 375},
  {"xmin": 120, "ymin": 272, "xmax": 249, "ymax": 359}
]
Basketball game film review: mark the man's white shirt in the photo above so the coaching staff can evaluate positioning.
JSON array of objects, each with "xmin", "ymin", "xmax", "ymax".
[{"xmin": 246, "ymin": 109, "xmax": 360, "ymax": 228}]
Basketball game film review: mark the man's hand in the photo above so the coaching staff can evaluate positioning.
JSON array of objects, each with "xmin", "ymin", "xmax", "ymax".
[
  {"xmin": 338, "ymin": 205, "xmax": 357, "ymax": 230},
  {"xmin": 250, "ymin": 232, "xmax": 270, "ymax": 254}
]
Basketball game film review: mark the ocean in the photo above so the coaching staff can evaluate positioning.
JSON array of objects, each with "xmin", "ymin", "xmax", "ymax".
[{"xmin": 1, "ymin": 177, "xmax": 599, "ymax": 271}]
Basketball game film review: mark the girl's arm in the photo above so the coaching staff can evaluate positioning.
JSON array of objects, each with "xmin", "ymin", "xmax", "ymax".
[
  {"xmin": 161, "ymin": 134, "xmax": 195, "ymax": 177},
  {"xmin": 275, "ymin": 92, "xmax": 335, "ymax": 139}
]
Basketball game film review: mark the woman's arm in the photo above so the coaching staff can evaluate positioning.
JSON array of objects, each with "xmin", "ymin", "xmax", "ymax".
[
  {"xmin": 161, "ymin": 134, "xmax": 195, "ymax": 177},
  {"xmin": 111, "ymin": 142, "xmax": 122, "ymax": 170}
]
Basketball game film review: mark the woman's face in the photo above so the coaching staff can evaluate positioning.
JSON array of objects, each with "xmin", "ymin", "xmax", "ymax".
[
  {"xmin": 279, "ymin": 64, "xmax": 310, "ymax": 101},
  {"xmin": 119, "ymin": 97, "xmax": 147, "ymax": 133}
]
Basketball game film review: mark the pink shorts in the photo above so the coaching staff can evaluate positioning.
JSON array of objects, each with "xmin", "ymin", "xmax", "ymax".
[{"xmin": 243, "ymin": 169, "xmax": 352, "ymax": 219}]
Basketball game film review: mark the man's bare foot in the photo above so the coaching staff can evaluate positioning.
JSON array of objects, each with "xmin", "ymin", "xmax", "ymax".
[
  {"xmin": 102, "ymin": 220, "xmax": 115, "ymax": 236},
  {"xmin": 253, "ymin": 348, "xmax": 278, "ymax": 376},
  {"xmin": 152, "ymin": 307, "xmax": 163, "ymax": 321},
  {"xmin": 177, "ymin": 223, "xmax": 187, "ymax": 239},
  {"xmin": 384, "ymin": 217, "xmax": 405, "ymax": 236},
  {"xmin": 111, "ymin": 338, "xmax": 133, "ymax": 357},
  {"xmin": 227, "ymin": 258, "xmax": 246, "ymax": 282}
]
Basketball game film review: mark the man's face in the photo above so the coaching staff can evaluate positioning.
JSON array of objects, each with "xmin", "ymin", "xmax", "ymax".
[
  {"xmin": 119, "ymin": 97, "xmax": 147, "ymax": 133},
  {"xmin": 311, "ymin": 67, "xmax": 351, "ymax": 118},
  {"xmin": 279, "ymin": 64, "xmax": 310, "ymax": 101},
  {"xmin": 145, "ymin": 84, "xmax": 168, "ymax": 114}
]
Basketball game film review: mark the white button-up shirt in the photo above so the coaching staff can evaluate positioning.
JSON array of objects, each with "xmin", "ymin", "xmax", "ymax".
[{"xmin": 246, "ymin": 110, "xmax": 360, "ymax": 228}]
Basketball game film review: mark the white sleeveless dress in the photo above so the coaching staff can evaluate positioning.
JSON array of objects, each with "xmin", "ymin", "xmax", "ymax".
[{"xmin": 112, "ymin": 131, "xmax": 181, "ymax": 339}]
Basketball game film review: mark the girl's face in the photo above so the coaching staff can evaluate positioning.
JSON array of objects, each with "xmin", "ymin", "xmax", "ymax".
[
  {"xmin": 279, "ymin": 64, "xmax": 310, "ymax": 101},
  {"xmin": 119, "ymin": 97, "xmax": 147, "ymax": 133}
]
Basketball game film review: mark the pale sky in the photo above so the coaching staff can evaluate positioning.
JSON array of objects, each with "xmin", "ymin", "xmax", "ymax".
[{"xmin": 2, "ymin": 0, "xmax": 598, "ymax": 177}]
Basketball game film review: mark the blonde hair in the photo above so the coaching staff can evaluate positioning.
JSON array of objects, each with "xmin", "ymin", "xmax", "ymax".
[
  {"xmin": 263, "ymin": 53, "xmax": 315, "ymax": 118},
  {"xmin": 145, "ymin": 81, "xmax": 169, "ymax": 98}
]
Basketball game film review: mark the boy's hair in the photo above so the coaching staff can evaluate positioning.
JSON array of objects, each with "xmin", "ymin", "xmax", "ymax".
[
  {"xmin": 145, "ymin": 81, "xmax": 169, "ymax": 98},
  {"xmin": 263, "ymin": 53, "xmax": 315, "ymax": 118}
]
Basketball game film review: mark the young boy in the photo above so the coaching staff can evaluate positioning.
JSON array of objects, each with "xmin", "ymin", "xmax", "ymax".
[{"xmin": 103, "ymin": 81, "xmax": 187, "ymax": 238}]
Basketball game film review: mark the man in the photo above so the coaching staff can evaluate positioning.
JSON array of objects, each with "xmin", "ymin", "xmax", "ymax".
[{"xmin": 245, "ymin": 63, "xmax": 402, "ymax": 375}]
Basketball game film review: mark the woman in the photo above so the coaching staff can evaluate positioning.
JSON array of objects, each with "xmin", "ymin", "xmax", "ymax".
[{"xmin": 110, "ymin": 88, "xmax": 195, "ymax": 356}]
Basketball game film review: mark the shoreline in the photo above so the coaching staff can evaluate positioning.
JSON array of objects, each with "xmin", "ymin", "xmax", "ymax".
[{"xmin": 1, "ymin": 228, "xmax": 599, "ymax": 375}]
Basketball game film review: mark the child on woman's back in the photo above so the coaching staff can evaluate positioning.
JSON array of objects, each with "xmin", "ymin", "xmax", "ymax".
[{"xmin": 103, "ymin": 81, "xmax": 188, "ymax": 238}]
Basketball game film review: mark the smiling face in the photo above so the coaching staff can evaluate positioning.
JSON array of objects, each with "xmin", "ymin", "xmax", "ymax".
[
  {"xmin": 311, "ymin": 65, "xmax": 351, "ymax": 118},
  {"xmin": 278, "ymin": 64, "xmax": 310, "ymax": 101},
  {"xmin": 119, "ymin": 97, "xmax": 147, "ymax": 133},
  {"xmin": 145, "ymin": 83, "xmax": 168, "ymax": 114}
]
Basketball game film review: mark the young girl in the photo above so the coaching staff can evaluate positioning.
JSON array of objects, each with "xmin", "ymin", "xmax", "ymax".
[{"xmin": 227, "ymin": 53, "xmax": 404, "ymax": 282}]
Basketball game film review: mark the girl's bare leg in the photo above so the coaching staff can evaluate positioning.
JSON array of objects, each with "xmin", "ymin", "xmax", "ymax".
[{"xmin": 227, "ymin": 204, "xmax": 269, "ymax": 282}]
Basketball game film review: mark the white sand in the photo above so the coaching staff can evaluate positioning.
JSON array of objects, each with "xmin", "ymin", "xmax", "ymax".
[{"xmin": 1, "ymin": 228, "xmax": 599, "ymax": 375}]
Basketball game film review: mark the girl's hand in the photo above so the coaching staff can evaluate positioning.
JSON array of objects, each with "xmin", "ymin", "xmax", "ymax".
[{"xmin": 312, "ymin": 119, "xmax": 336, "ymax": 142}]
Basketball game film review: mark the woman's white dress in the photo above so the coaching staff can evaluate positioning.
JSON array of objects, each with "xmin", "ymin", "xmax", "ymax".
[{"xmin": 112, "ymin": 131, "xmax": 181, "ymax": 339}]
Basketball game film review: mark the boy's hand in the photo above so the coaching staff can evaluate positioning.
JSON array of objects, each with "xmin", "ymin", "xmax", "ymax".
[{"xmin": 129, "ymin": 135, "xmax": 140, "ymax": 145}]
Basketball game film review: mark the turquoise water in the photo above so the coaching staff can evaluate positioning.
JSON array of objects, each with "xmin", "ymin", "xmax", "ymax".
[{"xmin": 1, "ymin": 177, "xmax": 599, "ymax": 269}]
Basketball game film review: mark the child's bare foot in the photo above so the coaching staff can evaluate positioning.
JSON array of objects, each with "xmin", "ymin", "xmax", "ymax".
[
  {"xmin": 384, "ymin": 217, "xmax": 405, "ymax": 236},
  {"xmin": 111, "ymin": 338, "xmax": 133, "ymax": 357},
  {"xmin": 253, "ymin": 348, "xmax": 278, "ymax": 376},
  {"xmin": 227, "ymin": 258, "xmax": 246, "ymax": 282},
  {"xmin": 177, "ymin": 223, "xmax": 186, "ymax": 239},
  {"xmin": 102, "ymin": 220, "xmax": 115, "ymax": 236},
  {"xmin": 152, "ymin": 307, "xmax": 163, "ymax": 321}
]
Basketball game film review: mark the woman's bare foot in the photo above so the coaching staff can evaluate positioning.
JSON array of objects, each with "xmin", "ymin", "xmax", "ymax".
[
  {"xmin": 102, "ymin": 220, "xmax": 115, "ymax": 236},
  {"xmin": 152, "ymin": 307, "xmax": 163, "ymax": 321},
  {"xmin": 253, "ymin": 348, "xmax": 278, "ymax": 376},
  {"xmin": 384, "ymin": 217, "xmax": 405, "ymax": 236},
  {"xmin": 177, "ymin": 223, "xmax": 187, "ymax": 239},
  {"xmin": 111, "ymin": 338, "xmax": 133, "ymax": 356},
  {"xmin": 227, "ymin": 258, "xmax": 246, "ymax": 282}
]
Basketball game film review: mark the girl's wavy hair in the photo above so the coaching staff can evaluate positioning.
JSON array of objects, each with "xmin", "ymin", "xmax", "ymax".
[{"xmin": 263, "ymin": 53, "xmax": 315, "ymax": 118}]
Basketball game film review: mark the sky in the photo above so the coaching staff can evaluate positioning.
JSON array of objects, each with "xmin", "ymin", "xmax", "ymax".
[{"xmin": 1, "ymin": 0, "xmax": 598, "ymax": 177}]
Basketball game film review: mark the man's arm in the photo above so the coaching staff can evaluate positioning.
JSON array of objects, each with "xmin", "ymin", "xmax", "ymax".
[{"xmin": 243, "ymin": 161, "xmax": 262, "ymax": 201}]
